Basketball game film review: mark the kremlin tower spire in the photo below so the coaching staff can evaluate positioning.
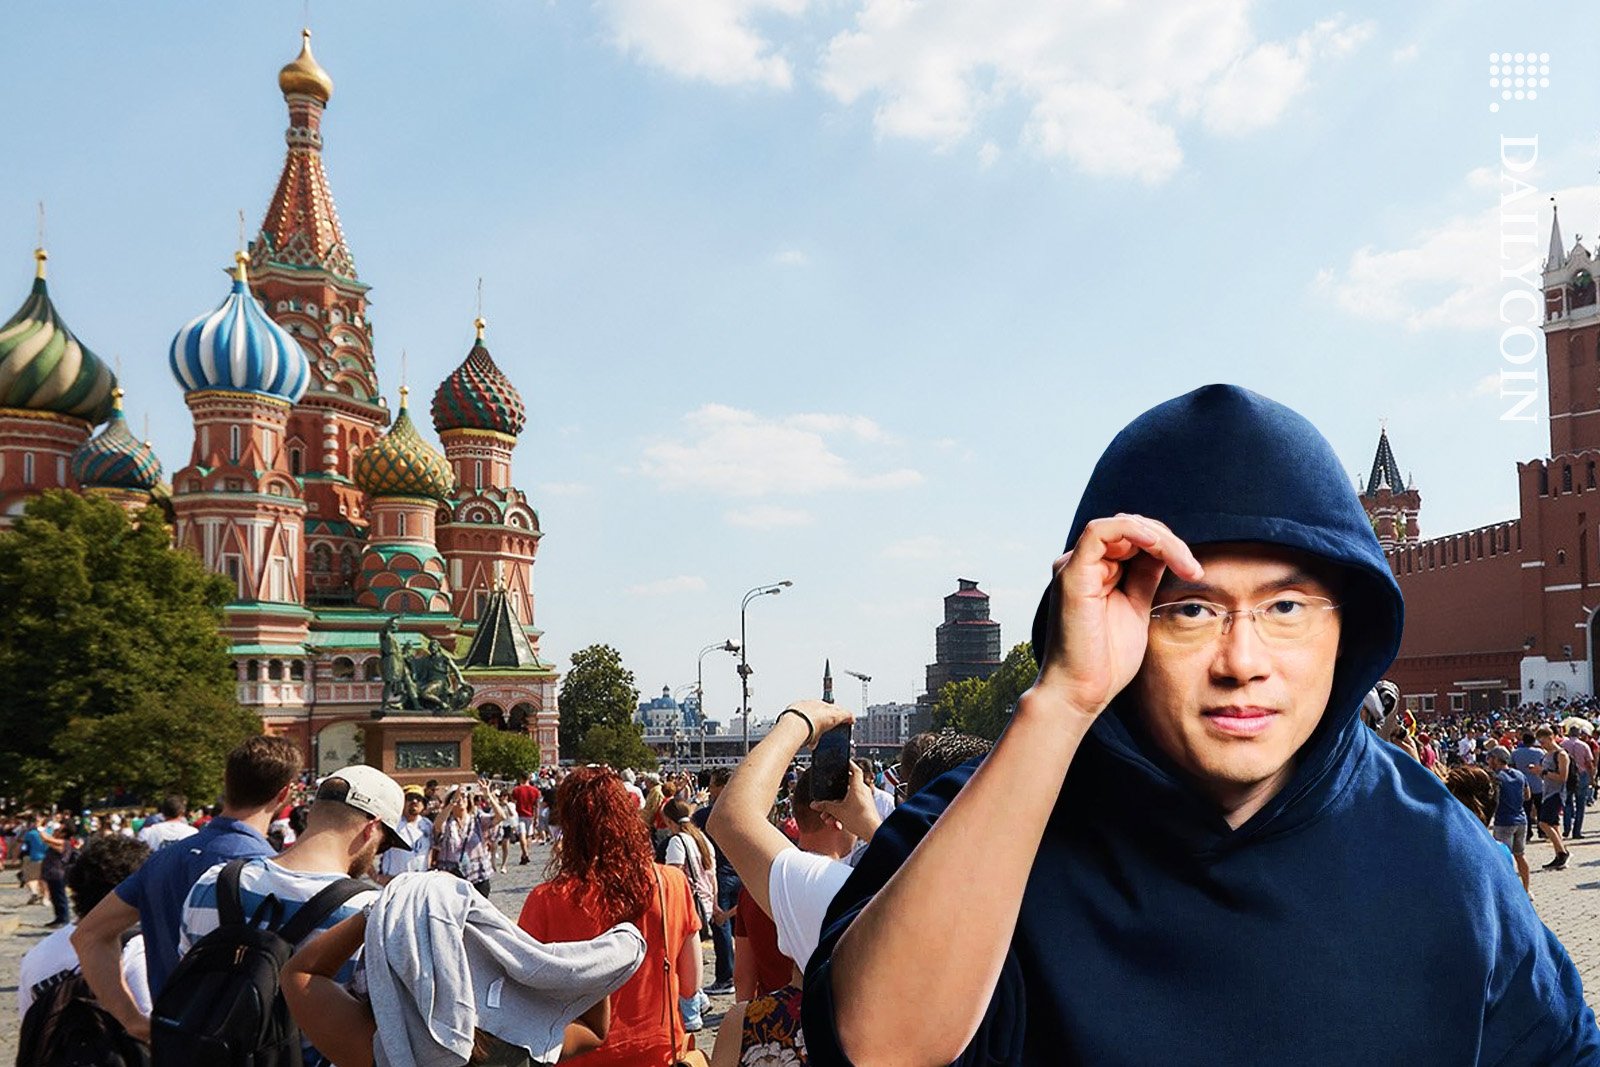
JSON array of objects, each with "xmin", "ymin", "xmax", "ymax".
[{"xmin": 1358, "ymin": 423, "xmax": 1421, "ymax": 551}]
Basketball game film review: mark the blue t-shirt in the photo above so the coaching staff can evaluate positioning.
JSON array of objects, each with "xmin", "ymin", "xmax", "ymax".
[
  {"xmin": 21, "ymin": 828, "xmax": 46, "ymax": 861},
  {"xmin": 1492, "ymin": 767, "xmax": 1529, "ymax": 827},
  {"xmin": 1511, "ymin": 745, "xmax": 1545, "ymax": 797},
  {"xmin": 113, "ymin": 815, "xmax": 273, "ymax": 995}
]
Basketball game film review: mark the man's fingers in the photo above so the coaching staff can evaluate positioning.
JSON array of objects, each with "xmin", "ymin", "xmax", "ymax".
[{"xmin": 1068, "ymin": 515, "xmax": 1201, "ymax": 582}]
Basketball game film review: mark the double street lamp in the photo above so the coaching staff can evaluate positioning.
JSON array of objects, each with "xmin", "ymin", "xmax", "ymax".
[
  {"xmin": 740, "ymin": 581, "xmax": 793, "ymax": 755},
  {"xmin": 698, "ymin": 640, "xmax": 740, "ymax": 769}
]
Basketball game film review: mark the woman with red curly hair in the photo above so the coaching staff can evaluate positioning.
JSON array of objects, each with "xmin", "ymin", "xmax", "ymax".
[{"xmin": 518, "ymin": 767, "xmax": 704, "ymax": 1067}]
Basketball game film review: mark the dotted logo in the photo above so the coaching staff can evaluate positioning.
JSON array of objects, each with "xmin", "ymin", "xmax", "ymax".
[{"xmin": 1489, "ymin": 52, "xmax": 1550, "ymax": 112}]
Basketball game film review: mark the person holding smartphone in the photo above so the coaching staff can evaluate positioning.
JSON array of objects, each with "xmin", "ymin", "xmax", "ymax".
[{"xmin": 800, "ymin": 384, "xmax": 1598, "ymax": 1066}]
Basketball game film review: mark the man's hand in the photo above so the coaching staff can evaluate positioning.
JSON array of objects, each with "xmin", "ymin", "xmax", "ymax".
[
  {"xmin": 782, "ymin": 699, "xmax": 854, "ymax": 745},
  {"xmin": 1029, "ymin": 514, "xmax": 1203, "ymax": 721},
  {"xmin": 125, "ymin": 1015, "xmax": 151, "ymax": 1045},
  {"xmin": 812, "ymin": 760, "xmax": 881, "ymax": 843}
]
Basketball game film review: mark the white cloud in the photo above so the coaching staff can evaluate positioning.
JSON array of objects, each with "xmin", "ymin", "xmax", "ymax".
[
  {"xmin": 595, "ymin": 0, "xmax": 809, "ymax": 88},
  {"xmin": 817, "ymin": 2, "xmax": 1372, "ymax": 181},
  {"xmin": 725, "ymin": 504, "xmax": 815, "ymax": 528},
  {"xmin": 881, "ymin": 534, "xmax": 949, "ymax": 561},
  {"xmin": 639, "ymin": 404, "xmax": 922, "ymax": 496},
  {"xmin": 977, "ymin": 141, "xmax": 1000, "ymax": 169},
  {"xmin": 1391, "ymin": 43, "xmax": 1420, "ymax": 63},
  {"xmin": 627, "ymin": 575, "xmax": 708, "ymax": 596},
  {"xmin": 1317, "ymin": 180, "xmax": 1593, "ymax": 332},
  {"xmin": 772, "ymin": 247, "xmax": 810, "ymax": 266}
]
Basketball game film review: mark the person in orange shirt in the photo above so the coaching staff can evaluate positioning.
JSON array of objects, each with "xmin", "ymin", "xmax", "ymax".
[{"xmin": 518, "ymin": 767, "xmax": 703, "ymax": 1067}]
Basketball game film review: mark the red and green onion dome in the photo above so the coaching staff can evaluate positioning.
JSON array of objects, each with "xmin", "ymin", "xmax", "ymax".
[
  {"xmin": 0, "ymin": 250, "xmax": 117, "ymax": 423},
  {"xmin": 352, "ymin": 388, "xmax": 455, "ymax": 500},
  {"xmin": 431, "ymin": 317, "xmax": 526, "ymax": 438},
  {"xmin": 70, "ymin": 387, "xmax": 162, "ymax": 491}
]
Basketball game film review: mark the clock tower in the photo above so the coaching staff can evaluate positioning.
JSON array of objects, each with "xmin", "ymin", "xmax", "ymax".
[{"xmin": 1543, "ymin": 201, "xmax": 1600, "ymax": 454}]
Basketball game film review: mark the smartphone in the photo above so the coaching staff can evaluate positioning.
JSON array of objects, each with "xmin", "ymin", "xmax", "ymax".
[{"xmin": 811, "ymin": 724, "xmax": 853, "ymax": 802}]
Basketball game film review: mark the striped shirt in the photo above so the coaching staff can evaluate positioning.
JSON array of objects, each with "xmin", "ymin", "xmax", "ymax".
[{"xmin": 178, "ymin": 858, "xmax": 378, "ymax": 986}]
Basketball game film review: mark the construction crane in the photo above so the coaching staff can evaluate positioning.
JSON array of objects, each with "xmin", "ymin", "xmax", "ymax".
[{"xmin": 843, "ymin": 669, "xmax": 871, "ymax": 712}]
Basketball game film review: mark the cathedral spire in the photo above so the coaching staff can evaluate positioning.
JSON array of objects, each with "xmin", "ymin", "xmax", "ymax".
[
  {"xmin": 254, "ymin": 29, "xmax": 355, "ymax": 280},
  {"xmin": 1364, "ymin": 425, "xmax": 1404, "ymax": 496}
]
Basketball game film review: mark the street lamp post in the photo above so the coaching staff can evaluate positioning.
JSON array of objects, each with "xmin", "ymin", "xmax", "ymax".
[
  {"xmin": 697, "ymin": 639, "xmax": 740, "ymax": 770},
  {"xmin": 740, "ymin": 581, "xmax": 793, "ymax": 756}
]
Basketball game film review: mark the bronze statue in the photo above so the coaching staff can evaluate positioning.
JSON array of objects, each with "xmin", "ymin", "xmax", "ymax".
[{"xmin": 377, "ymin": 616, "xmax": 473, "ymax": 714}]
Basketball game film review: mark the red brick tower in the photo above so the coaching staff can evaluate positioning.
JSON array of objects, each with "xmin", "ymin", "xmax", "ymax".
[
  {"xmin": 1358, "ymin": 425, "xmax": 1420, "ymax": 551},
  {"xmin": 1543, "ymin": 201, "xmax": 1600, "ymax": 454},
  {"xmin": 248, "ymin": 30, "xmax": 388, "ymax": 604}
]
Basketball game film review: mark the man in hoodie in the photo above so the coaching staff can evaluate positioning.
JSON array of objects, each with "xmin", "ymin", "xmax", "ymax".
[{"xmin": 801, "ymin": 385, "xmax": 1598, "ymax": 1066}]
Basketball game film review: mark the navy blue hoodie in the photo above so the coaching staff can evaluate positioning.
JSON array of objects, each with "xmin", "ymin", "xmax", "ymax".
[{"xmin": 802, "ymin": 385, "xmax": 1599, "ymax": 1065}]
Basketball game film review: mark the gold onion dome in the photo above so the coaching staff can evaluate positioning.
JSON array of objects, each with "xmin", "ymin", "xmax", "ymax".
[
  {"xmin": 278, "ymin": 29, "xmax": 333, "ymax": 104},
  {"xmin": 352, "ymin": 388, "xmax": 455, "ymax": 501},
  {"xmin": 0, "ymin": 249, "xmax": 117, "ymax": 423}
]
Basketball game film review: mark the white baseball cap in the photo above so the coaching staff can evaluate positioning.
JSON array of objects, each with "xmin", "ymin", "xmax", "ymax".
[{"xmin": 316, "ymin": 765, "xmax": 407, "ymax": 851}]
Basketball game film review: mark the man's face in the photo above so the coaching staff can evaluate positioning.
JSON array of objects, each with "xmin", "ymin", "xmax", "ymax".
[
  {"xmin": 404, "ymin": 796, "xmax": 424, "ymax": 821},
  {"xmin": 1540, "ymin": 734, "xmax": 1557, "ymax": 751},
  {"xmin": 1131, "ymin": 543, "xmax": 1343, "ymax": 808},
  {"xmin": 349, "ymin": 823, "xmax": 383, "ymax": 877}
]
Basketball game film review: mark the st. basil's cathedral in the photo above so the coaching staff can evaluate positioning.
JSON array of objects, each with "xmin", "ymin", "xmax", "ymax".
[{"xmin": 0, "ymin": 32, "xmax": 559, "ymax": 773}]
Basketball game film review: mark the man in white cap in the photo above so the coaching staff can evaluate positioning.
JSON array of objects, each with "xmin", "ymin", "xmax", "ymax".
[{"xmin": 171, "ymin": 765, "xmax": 402, "ymax": 1060}]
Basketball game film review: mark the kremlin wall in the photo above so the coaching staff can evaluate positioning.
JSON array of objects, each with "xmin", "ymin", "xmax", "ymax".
[{"xmin": 0, "ymin": 31, "xmax": 558, "ymax": 773}]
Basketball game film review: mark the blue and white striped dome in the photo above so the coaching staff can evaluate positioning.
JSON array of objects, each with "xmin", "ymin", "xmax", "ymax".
[{"xmin": 169, "ymin": 256, "xmax": 309, "ymax": 403}]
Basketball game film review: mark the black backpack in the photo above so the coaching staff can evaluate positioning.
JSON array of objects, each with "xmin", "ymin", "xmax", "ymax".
[
  {"xmin": 150, "ymin": 859, "xmax": 367, "ymax": 1067},
  {"xmin": 17, "ymin": 944, "xmax": 148, "ymax": 1067}
]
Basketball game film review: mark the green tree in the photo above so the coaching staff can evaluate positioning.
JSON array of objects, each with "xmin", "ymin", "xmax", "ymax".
[
  {"xmin": 0, "ymin": 492, "xmax": 236, "ymax": 797},
  {"xmin": 931, "ymin": 677, "xmax": 989, "ymax": 735},
  {"xmin": 51, "ymin": 684, "xmax": 261, "ymax": 805},
  {"xmin": 974, "ymin": 643, "xmax": 1039, "ymax": 740},
  {"xmin": 558, "ymin": 644, "xmax": 640, "ymax": 756},
  {"xmin": 574, "ymin": 722, "xmax": 659, "ymax": 771},
  {"xmin": 472, "ymin": 724, "xmax": 542, "ymax": 779}
]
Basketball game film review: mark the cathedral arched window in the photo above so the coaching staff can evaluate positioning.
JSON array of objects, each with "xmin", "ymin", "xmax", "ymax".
[
  {"xmin": 1539, "ymin": 467, "xmax": 1550, "ymax": 495},
  {"xmin": 397, "ymin": 513, "xmax": 408, "ymax": 537},
  {"xmin": 246, "ymin": 660, "xmax": 261, "ymax": 681},
  {"xmin": 311, "ymin": 544, "xmax": 332, "ymax": 574},
  {"xmin": 363, "ymin": 658, "xmax": 382, "ymax": 681},
  {"xmin": 1564, "ymin": 465, "xmax": 1573, "ymax": 492},
  {"xmin": 21, "ymin": 453, "xmax": 33, "ymax": 486},
  {"xmin": 229, "ymin": 426, "xmax": 242, "ymax": 463},
  {"xmin": 290, "ymin": 661, "xmax": 305, "ymax": 682},
  {"xmin": 475, "ymin": 461, "xmax": 483, "ymax": 490},
  {"xmin": 290, "ymin": 447, "xmax": 304, "ymax": 476},
  {"xmin": 268, "ymin": 660, "xmax": 284, "ymax": 681},
  {"xmin": 331, "ymin": 657, "xmax": 356, "ymax": 680}
]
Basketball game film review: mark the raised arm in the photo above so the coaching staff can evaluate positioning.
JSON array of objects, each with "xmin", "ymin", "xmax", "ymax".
[
  {"xmin": 708, "ymin": 700, "xmax": 855, "ymax": 917},
  {"xmin": 560, "ymin": 995, "xmax": 611, "ymax": 1059},
  {"xmin": 828, "ymin": 516, "xmax": 1202, "ymax": 1065},
  {"xmin": 281, "ymin": 910, "xmax": 376, "ymax": 1067}
]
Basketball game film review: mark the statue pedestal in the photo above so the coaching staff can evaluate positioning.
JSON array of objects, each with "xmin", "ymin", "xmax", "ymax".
[{"xmin": 362, "ymin": 714, "xmax": 476, "ymax": 788}]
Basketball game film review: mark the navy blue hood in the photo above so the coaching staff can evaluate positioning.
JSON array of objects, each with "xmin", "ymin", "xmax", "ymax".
[
  {"xmin": 802, "ymin": 384, "xmax": 1597, "ymax": 1066},
  {"xmin": 1026, "ymin": 383, "xmax": 1405, "ymax": 849}
]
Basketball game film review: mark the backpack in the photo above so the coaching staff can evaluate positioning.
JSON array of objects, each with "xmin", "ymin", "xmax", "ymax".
[
  {"xmin": 150, "ymin": 859, "xmax": 367, "ymax": 1067},
  {"xmin": 17, "ymin": 940, "xmax": 148, "ymax": 1067}
]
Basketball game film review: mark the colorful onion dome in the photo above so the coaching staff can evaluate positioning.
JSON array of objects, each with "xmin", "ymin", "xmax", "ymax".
[
  {"xmin": 169, "ymin": 253, "xmax": 309, "ymax": 402},
  {"xmin": 431, "ymin": 318, "xmax": 527, "ymax": 437},
  {"xmin": 0, "ymin": 249, "xmax": 117, "ymax": 423},
  {"xmin": 279, "ymin": 28, "xmax": 333, "ymax": 104},
  {"xmin": 353, "ymin": 388, "xmax": 455, "ymax": 500},
  {"xmin": 71, "ymin": 387, "xmax": 163, "ymax": 491}
]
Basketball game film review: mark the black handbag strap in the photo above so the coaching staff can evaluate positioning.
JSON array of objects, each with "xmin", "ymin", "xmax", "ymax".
[{"xmin": 278, "ymin": 877, "xmax": 368, "ymax": 945}]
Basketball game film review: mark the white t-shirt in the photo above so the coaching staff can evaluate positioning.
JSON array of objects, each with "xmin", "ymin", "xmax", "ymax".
[
  {"xmin": 379, "ymin": 816, "xmax": 434, "ymax": 877},
  {"xmin": 17, "ymin": 923, "xmax": 150, "ymax": 1019},
  {"xmin": 138, "ymin": 819, "xmax": 199, "ymax": 851},
  {"xmin": 767, "ymin": 847, "xmax": 853, "ymax": 972},
  {"xmin": 664, "ymin": 831, "xmax": 717, "ymax": 875}
]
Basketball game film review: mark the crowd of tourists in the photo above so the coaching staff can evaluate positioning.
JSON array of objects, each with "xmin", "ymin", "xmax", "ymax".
[{"xmin": 5, "ymin": 719, "xmax": 989, "ymax": 1067}]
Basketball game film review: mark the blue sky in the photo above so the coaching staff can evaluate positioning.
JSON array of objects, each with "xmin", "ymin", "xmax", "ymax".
[{"xmin": 2, "ymin": 3, "xmax": 1593, "ymax": 722}]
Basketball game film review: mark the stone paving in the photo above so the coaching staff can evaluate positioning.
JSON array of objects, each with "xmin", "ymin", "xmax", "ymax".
[{"xmin": 0, "ymin": 829, "xmax": 1596, "ymax": 1062}]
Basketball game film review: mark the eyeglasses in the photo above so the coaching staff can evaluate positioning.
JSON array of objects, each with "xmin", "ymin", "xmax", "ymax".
[{"xmin": 1148, "ymin": 594, "xmax": 1339, "ymax": 647}]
